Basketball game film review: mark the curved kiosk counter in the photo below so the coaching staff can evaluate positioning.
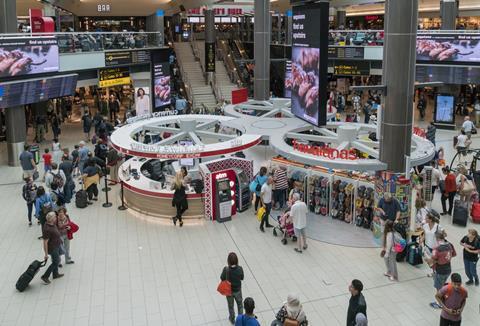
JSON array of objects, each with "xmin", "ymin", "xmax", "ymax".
[{"xmin": 118, "ymin": 158, "xmax": 205, "ymax": 219}]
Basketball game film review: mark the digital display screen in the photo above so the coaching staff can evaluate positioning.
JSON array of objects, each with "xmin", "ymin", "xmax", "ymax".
[
  {"xmin": 188, "ymin": 17, "xmax": 200, "ymax": 23},
  {"xmin": 416, "ymin": 33, "xmax": 480, "ymax": 65},
  {"xmin": 434, "ymin": 94, "xmax": 455, "ymax": 124},
  {"xmin": 134, "ymin": 87, "xmax": 151, "ymax": 116},
  {"xmin": 333, "ymin": 60, "xmax": 370, "ymax": 76},
  {"xmin": 286, "ymin": 2, "xmax": 329, "ymax": 126},
  {"xmin": 416, "ymin": 65, "xmax": 480, "ymax": 85},
  {"xmin": 0, "ymin": 74, "xmax": 78, "ymax": 109},
  {"xmin": 0, "ymin": 37, "xmax": 59, "ymax": 78},
  {"xmin": 151, "ymin": 49, "xmax": 171, "ymax": 111},
  {"xmin": 328, "ymin": 47, "xmax": 365, "ymax": 59}
]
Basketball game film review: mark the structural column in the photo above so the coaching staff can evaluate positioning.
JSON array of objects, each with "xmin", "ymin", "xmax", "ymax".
[
  {"xmin": 253, "ymin": 0, "xmax": 271, "ymax": 101},
  {"xmin": 336, "ymin": 8, "xmax": 347, "ymax": 29},
  {"xmin": 380, "ymin": 0, "xmax": 418, "ymax": 173},
  {"xmin": 286, "ymin": 11, "xmax": 293, "ymax": 45},
  {"xmin": 440, "ymin": 0, "xmax": 458, "ymax": 30},
  {"xmin": 204, "ymin": 9, "xmax": 216, "ymax": 84},
  {"xmin": 146, "ymin": 10, "xmax": 165, "ymax": 46},
  {"xmin": 0, "ymin": 0, "xmax": 16, "ymax": 33},
  {"xmin": 6, "ymin": 107, "xmax": 27, "ymax": 167}
]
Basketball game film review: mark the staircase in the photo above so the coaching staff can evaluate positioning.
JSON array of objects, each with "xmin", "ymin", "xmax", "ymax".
[
  {"xmin": 174, "ymin": 42, "xmax": 217, "ymax": 112},
  {"xmin": 194, "ymin": 41, "xmax": 238, "ymax": 104}
]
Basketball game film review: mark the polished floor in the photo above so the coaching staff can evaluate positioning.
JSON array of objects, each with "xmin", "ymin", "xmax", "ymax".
[{"xmin": 0, "ymin": 113, "xmax": 479, "ymax": 326}]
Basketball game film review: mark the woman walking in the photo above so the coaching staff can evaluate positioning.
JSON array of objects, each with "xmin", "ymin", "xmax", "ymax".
[
  {"xmin": 171, "ymin": 171, "xmax": 188, "ymax": 226},
  {"xmin": 382, "ymin": 220, "xmax": 398, "ymax": 281},
  {"xmin": 220, "ymin": 252, "xmax": 244, "ymax": 324},
  {"xmin": 460, "ymin": 229, "xmax": 480, "ymax": 286}
]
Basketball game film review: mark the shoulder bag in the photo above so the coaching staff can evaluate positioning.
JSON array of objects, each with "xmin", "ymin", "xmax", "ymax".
[{"xmin": 217, "ymin": 267, "xmax": 232, "ymax": 296}]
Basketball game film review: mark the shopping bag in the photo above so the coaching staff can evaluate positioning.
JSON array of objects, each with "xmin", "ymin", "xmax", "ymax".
[
  {"xmin": 217, "ymin": 280, "xmax": 232, "ymax": 296},
  {"xmin": 257, "ymin": 206, "xmax": 266, "ymax": 222}
]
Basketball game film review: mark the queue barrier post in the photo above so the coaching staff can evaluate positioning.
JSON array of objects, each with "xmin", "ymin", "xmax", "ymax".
[
  {"xmin": 118, "ymin": 181, "xmax": 127, "ymax": 211},
  {"xmin": 102, "ymin": 175, "xmax": 112, "ymax": 208}
]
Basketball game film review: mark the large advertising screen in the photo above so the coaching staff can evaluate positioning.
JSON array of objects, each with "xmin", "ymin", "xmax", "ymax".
[
  {"xmin": 151, "ymin": 49, "xmax": 171, "ymax": 111},
  {"xmin": 434, "ymin": 94, "xmax": 455, "ymax": 125},
  {"xmin": 134, "ymin": 87, "xmax": 151, "ymax": 116},
  {"xmin": 0, "ymin": 37, "xmax": 59, "ymax": 78},
  {"xmin": 416, "ymin": 33, "xmax": 480, "ymax": 65},
  {"xmin": 0, "ymin": 74, "xmax": 78, "ymax": 109},
  {"xmin": 285, "ymin": 2, "xmax": 329, "ymax": 126}
]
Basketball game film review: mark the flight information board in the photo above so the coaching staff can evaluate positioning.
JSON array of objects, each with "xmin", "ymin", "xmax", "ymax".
[
  {"xmin": 328, "ymin": 47, "xmax": 365, "ymax": 59},
  {"xmin": 0, "ymin": 74, "xmax": 78, "ymax": 108},
  {"xmin": 333, "ymin": 60, "xmax": 370, "ymax": 76}
]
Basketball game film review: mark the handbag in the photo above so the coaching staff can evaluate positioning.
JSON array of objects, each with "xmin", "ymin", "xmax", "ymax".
[
  {"xmin": 462, "ymin": 179, "xmax": 475, "ymax": 194},
  {"xmin": 284, "ymin": 310, "xmax": 301, "ymax": 326},
  {"xmin": 217, "ymin": 267, "xmax": 232, "ymax": 296},
  {"xmin": 32, "ymin": 170, "xmax": 39, "ymax": 181}
]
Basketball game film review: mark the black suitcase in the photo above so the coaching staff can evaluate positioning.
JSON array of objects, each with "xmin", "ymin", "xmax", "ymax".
[
  {"xmin": 75, "ymin": 190, "xmax": 88, "ymax": 208},
  {"xmin": 453, "ymin": 200, "xmax": 468, "ymax": 227},
  {"xmin": 407, "ymin": 243, "xmax": 423, "ymax": 266},
  {"xmin": 16, "ymin": 260, "xmax": 47, "ymax": 292}
]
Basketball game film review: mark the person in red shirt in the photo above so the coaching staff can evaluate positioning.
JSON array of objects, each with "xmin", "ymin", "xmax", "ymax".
[
  {"xmin": 42, "ymin": 148, "xmax": 52, "ymax": 180},
  {"xmin": 441, "ymin": 167, "xmax": 457, "ymax": 216}
]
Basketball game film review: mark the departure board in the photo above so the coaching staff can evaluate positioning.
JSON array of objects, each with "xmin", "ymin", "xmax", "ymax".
[
  {"xmin": 328, "ymin": 47, "xmax": 365, "ymax": 59},
  {"xmin": 0, "ymin": 74, "xmax": 78, "ymax": 108},
  {"xmin": 333, "ymin": 60, "xmax": 370, "ymax": 76}
]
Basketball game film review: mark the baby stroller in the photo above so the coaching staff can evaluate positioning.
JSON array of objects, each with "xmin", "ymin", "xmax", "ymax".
[{"xmin": 272, "ymin": 209, "xmax": 297, "ymax": 245}]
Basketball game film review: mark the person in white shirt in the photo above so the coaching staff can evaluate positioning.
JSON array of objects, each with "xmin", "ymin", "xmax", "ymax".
[
  {"xmin": 290, "ymin": 193, "xmax": 308, "ymax": 253},
  {"xmin": 422, "ymin": 161, "xmax": 442, "ymax": 201},
  {"xmin": 420, "ymin": 211, "xmax": 443, "ymax": 277},
  {"xmin": 462, "ymin": 116, "xmax": 475, "ymax": 139},
  {"xmin": 456, "ymin": 130, "xmax": 469, "ymax": 157},
  {"xmin": 260, "ymin": 177, "xmax": 273, "ymax": 232}
]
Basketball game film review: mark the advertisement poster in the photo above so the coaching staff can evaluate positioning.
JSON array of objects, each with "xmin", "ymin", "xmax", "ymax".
[
  {"xmin": 416, "ymin": 33, "xmax": 480, "ymax": 65},
  {"xmin": 151, "ymin": 49, "xmax": 171, "ymax": 111},
  {"xmin": 0, "ymin": 37, "xmax": 59, "ymax": 78},
  {"xmin": 285, "ymin": 2, "xmax": 329, "ymax": 126},
  {"xmin": 434, "ymin": 94, "xmax": 455, "ymax": 124},
  {"xmin": 284, "ymin": 60, "xmax": 292, "ymax": 98},
  {"xmin": 134, "ymin": 87, "xmax": 151, "ymax": 116}
]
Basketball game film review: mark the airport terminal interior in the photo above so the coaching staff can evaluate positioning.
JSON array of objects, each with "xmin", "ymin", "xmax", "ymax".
[{"xmin": 1, "ymin": 0, "xmax": 480, "ymax": 325}]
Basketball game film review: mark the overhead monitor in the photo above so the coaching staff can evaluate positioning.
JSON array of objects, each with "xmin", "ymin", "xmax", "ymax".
[
  {"xmin": 151, "ymin": 49, "xmax": 171, "ymax": 111},
  {"xmin": 416, "ymin": 33, "xmax": 480, "ymax": 66},
  {"xmin": 434, "ymin": 94, "xmax": 455, "ymax": 125},
  {"xmin": 286, "ymin": 2, "xmax": 329, "ymax": 126}
]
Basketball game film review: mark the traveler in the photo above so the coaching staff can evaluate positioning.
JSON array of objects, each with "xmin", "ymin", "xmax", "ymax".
[
  {"xmin": 253, "ymin": 167, "xmax": 268, "ymax": 213},
  {"xmin": 273, "ymin": 166, "xmax": 288, "ymax": 209},
  {"xmin": 109, "ymin": 95, "xmax": 120, "ymax": 122},
  {"xmin": 441, "ymin": 167, "xmax": 457, "ymax": 215},
  {"xmin": 235, "ymin": 297, "xmax": 259, "ymax": 326},
  {"xmin": 35, "ymin": 186, "xmax": 55, "ymax": 226},
  {"xmin": 35, "ymin": 115, "xmax": 47, "ymax": 143},
  {"xmin": 427, "ymin": 161, "xmax": 442, "ymax": 201},
  {"xmin": 291, "ymin": 193, "xmax": 308, "ymax": 253},
  {"xmin": 271, "ymin": 294, "xmax": 308, "ymax": 326},
  {"xmin": 171, "ymin": 171, "xmax": 187, "ymax": 227},
  {"xmin": 81, "ymin": 110, "xmax": 92, "ymax": 142},
  {"xmin": 220, "ymin": 252, "xmax": 244, "ymax": 324},
  {"xmin": 259, "ymin": 176, "xmax": 273, "ymax": 232},
  {"xmin": 461, "ymin": 116, "xmax": 475, "ymax": 139},
  {"xmin": 382, "ymin": 220, "xmax": 398, "ymax": 281},
  {"xmin": 414, "ymin": 198, "xmax": 428, "ymax": 229},
  {"xmin": 426, "ymin": 122, "xmax": 436, "ymax": 146},
  {"xmin": 421, "ymin": 211, "xmax": 443, "ymax": 277},
  {"xmin": 59, "ymin": 154, "xmax": 75, "ymax": 203},
  {"xmin": 52, "ymin": 138, "xmax": 62, "ymax": 164},
  {"xmin": 45, "ymin": 163, "xmax": 66, "ymax": 205},
  {"xmin": 428, "ymin": 230, "xmax": 457, "ymax": 309},
  {"xmin": 19, "ymin": 145, "xmax": 37, "ymax": 179},
  {"xmin": 78, "ymin": 141, "xmax": 89, "ymax": 175},
  {"xmin": 94, "ymin": 139, "xmax": 108, "ymax": 163},
  {"xmin": 455, "ymin": 130, "xmax": 469, "ymax": 156},
  {"xmin": 51, "ymin": 114, "xmax": 61, "ymax": 140},
  {"xmin": 22, "ymin": 176, "xmax": 38, "ymax": 226},
  {"xmin": 71, "ymin": 144, "xmax": 80, "ymax": 177},
  {"xmin": 82, "ymin": 159, "xmax": 100, "ymax": 203},
  {"xmin": 456, "ymin": 167, "xmax": 474, "ymax": 204},
  {"xmin": 42, "ymin": 148, "xmax": 52, "ymax": 177},
  {"xmin": 56, "ymin": 207, "xmax": 75, "ymax": 265},
  {"xmin": 347, "ymin": 279, "xmax": 367, "ymax": 326},
  {"xmin": 460, "ymin": 229, "xmax": 479, "ymax": 286},
  {"xmin": 41, "ymin": 211, "xmax": 64, "ymax": 284},
  {"xmin": 376, "ymin": 193, "xmax": 401, "ymax": 222},
  {"xmin": 435, "ymin": 273, "xmax": 468, "ymax": 326},
  {"xmin": 106, "ymin": 145, "xmax": 122, "ymax": 184}
]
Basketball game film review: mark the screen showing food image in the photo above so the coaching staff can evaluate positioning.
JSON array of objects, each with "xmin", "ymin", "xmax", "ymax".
[
  {"xmin": 416, "ymin": 33, "xmax": 480, "ymax": 65},
  {"xmin": 435, "ymin": 95, "xmax": 455, "ymax": 124},
  {"xmin": 153, "ymin": 62, "xmax": 171, "ymax": 108},
  {"xmin": 288, "ymin": 47, "xmax": 320, "ymax": 125},
  {"xmin": 0, "ymin": 37, "xmax": 59, "ymax": 78}
]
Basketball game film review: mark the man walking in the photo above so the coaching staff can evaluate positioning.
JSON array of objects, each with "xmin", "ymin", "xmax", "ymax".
[
  {"xmin": 291, "ymin": 193, "xmax": 308, "ymax": 253},
  {"xmin": 19, "ymin": 145, "xmax": 37, "ymax": 179},
  {"xmin": 435, "ymin": 273, "xmax": 468, "ymax": 326},
  {"xmin": 259, "ymin": 177, "xmax": 273, "ymax": 232},
  {"xmin": 41, "ymin": 212, "xmax": 64, "ymax": 284},
  {"xmin": 347, "ymin": 279, "xmax": 367, "ymax": 326}
]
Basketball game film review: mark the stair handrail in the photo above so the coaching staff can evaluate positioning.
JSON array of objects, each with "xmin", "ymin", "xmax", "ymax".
[{"xmin": 217, "ymin": 40, "xmax": 243, "ymax": 87}]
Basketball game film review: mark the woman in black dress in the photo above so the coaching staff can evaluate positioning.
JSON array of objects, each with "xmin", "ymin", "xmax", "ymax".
[{"xmin": 171, "ymin": 171, "xmax": 188, "ymax": 226}]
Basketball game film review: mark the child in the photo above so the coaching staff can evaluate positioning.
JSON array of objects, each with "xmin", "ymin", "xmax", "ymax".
[{"xmin": 42, "ymin": 148, "xmax": 52, "ymax": 179}]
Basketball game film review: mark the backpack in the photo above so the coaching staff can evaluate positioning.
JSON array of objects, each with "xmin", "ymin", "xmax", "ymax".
[
  {"xmin": 435, "ymin": 243, "xmax": 456, "ymax": 266},
  {"xmin": 23, "ymin": 184, "xmax": 37, "ymax": 203},
  {"xmin": 393, "ymin": 231, "xmax": 407, "ymax": 253},
  {"xmin": 51, "ymin": 172, "xmax": 64, "ymax": 190},
  {"xmin": 443, "ymin": 283, "xmax": 467, "ymax": 303}
]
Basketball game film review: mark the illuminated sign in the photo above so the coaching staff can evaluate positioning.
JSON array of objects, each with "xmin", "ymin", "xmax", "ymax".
[
  {"xmin": 215, "ymin": 173, "xmax": 228, "ymax": 180},
  {"xmin": 97, "ymin": 4, "xmax": 111, "ymax": 12},
  {"xmin": 98, "ymin": 67, "xmax": 131, "ymax": 87},
  {"xmin": 333, "ymin": 60, "xmax": 370, "ymax": 76},
  {"xmin": 292, "ymin": 140, "xmax": 358, "ymax": 160}
]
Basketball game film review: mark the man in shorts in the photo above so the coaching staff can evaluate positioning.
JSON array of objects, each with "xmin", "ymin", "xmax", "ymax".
[{"xmin": 290, "ymin": 193, "xmax": 308, "ymax": 253}]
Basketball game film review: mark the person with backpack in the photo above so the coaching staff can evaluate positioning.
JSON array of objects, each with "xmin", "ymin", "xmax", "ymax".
[
  {"xmin": 81, "ymin": 110, "xmax": 92, "ymax": 142},
  {"xmin": 35, "ymin": 186, "xmax": 55, "ymax": 227},
  {"xmin": 22, "ymin": 176, "xmax": 38, "ymax": 226},
  {"xmin": 271, "ymin": 294, "xmax": 308, "ymax": 326},
  {"xmin": 381, "ymin": 220, "xmax": 398, "ymax": 281},
  {"xmin": 221, "ymin": 252, "xmax": 244, "ymax": 325},
  {"xmin": 428, "ymin": 230, "xmax": 457, "ymax": 309},
  {"xmin": 435, "ymin": 273, "xmax": 468, "ymax": 326},
  {"xmin": 94, "ymin": 139, "xmax": 108, "ymax": 163},
  {"xmin": 234, "ymin": 297, "xmax": 259, "ymax": 326},
  {"xmin": 460, "ymin": 229, "xmax": 480, "ymax": 286},
  {"xmin": 347, "ymin": 279, "xmax": 367, "ymax": 326}
]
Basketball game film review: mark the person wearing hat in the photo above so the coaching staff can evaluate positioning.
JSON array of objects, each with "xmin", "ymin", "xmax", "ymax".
[{"xmin": 271, "ymin": 294, "xmax": 308, "ymax": 325}]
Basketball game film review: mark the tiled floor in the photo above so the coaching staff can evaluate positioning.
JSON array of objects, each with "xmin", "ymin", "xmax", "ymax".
[{"xmin": 0, "ymin": 115, "xmax": 479, "ymax": 326}]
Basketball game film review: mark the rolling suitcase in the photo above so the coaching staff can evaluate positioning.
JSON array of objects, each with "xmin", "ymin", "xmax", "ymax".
[
  {"xmin": 407, "ymin": 243, "xmax": 423, "ymax": 266},
  {"xmin": 471, "ymin": 202, "xmax": 480, "ymax": 224},
  {"xmin": 452, "ymin": 200, "xmax": 468, "ymax": 227},
  {"xmin": 75, "ymin": 190, "xmax": 88, "ymax": 208},
  {"xmin": 16, "ymin": 260, "xmax": 47, "ymax": 292}
]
